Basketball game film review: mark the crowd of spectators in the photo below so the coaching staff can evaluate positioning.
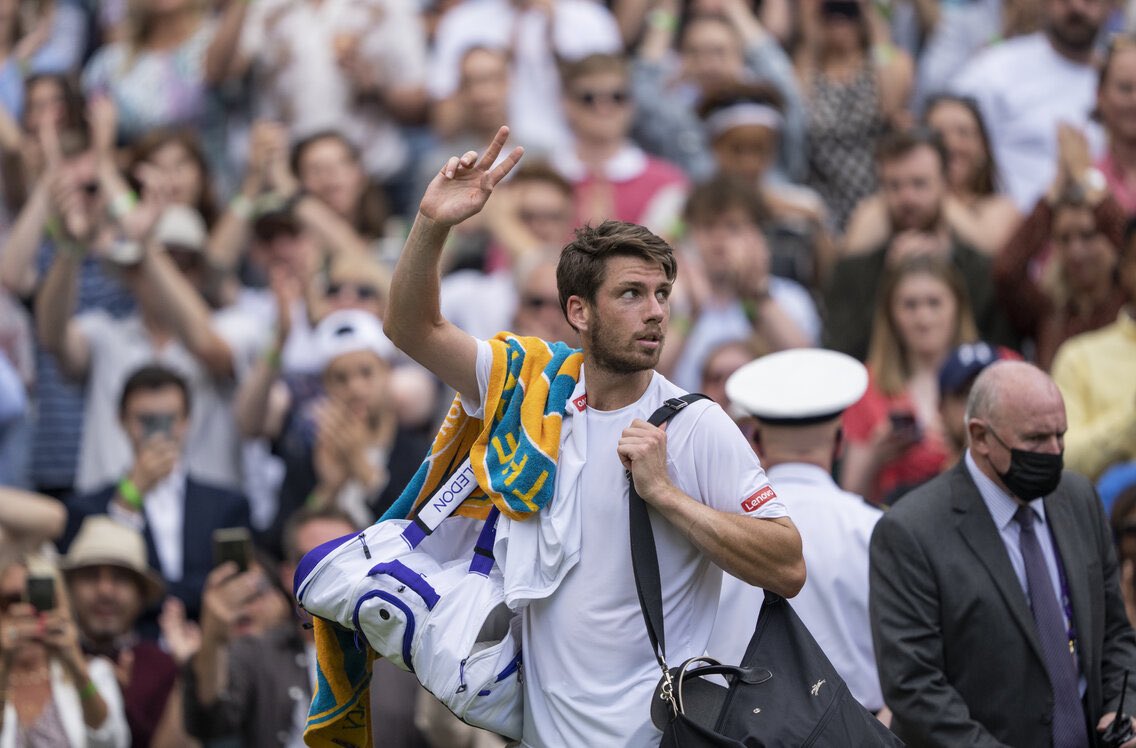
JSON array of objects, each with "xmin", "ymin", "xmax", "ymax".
[{"xmin": 0, "ymin": 0, "xmax": 1135, "ymax": 745}]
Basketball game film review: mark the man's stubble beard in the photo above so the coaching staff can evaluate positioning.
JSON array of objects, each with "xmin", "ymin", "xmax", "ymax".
[{"xmin": 585, "ymin": 314, "xmax": 664, "ymax": 376}]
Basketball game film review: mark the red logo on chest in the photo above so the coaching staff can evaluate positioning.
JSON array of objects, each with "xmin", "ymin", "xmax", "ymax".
[
  {"xmin": 573, "ymin": 394, "xmax": 587, "ymax": 412},
  {"xmin": 741, "ymin": 486, "xmax": 777, "ymax": 513}
]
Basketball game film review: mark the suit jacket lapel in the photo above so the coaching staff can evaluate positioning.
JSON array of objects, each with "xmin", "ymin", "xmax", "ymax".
[
  {"xmin": 951, "ymin": 464, "xmax": 1046, "ymax": 665},
  {"xmin": 181, "ymin": 478, "xmax": 205, "ymax": 574},
  {"xmin": 1044, "ymin": 487, "xmax": 1094, "ymax": 677}
]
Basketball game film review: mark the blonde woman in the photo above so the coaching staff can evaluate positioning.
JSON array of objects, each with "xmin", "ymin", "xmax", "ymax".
[
  {"xmin": 0, "ymin": 556, "xmax": 128, "ymax": 747},
  {"xmin": 840, "ymin": 255, "xmax": 977, "ymax": 504}
]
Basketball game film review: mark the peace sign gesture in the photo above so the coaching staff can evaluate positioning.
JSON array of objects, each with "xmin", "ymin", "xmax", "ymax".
[{"xmin": 419, "ymin": 126, "xmax": 524, "ymax": 228}]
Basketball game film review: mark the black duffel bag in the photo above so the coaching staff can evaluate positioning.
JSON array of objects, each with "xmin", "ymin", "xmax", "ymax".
[{"xmin": 633, "ymin": 396, "xmax": 904, "ymax": 748}]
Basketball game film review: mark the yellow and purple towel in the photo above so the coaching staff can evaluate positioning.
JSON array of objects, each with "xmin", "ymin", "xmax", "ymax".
[{"xmin": 303, "ymin": 333, "xmax": 583, "ymax": 747}]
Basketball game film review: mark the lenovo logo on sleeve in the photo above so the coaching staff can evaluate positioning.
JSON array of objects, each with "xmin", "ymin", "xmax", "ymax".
[{"xmin": 741, "ymin": 486, "xmax": 777, "ymax": 514}]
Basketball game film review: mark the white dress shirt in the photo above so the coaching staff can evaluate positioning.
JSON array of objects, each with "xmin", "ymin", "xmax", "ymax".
[{"xmin": 143, "ymin": 463, "xmax": 187, "ymax": 583}]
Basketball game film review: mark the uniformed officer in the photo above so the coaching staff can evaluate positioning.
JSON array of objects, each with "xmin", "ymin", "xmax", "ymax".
[{"xmin": 710, "ymin": 348, "xmax": 886, "ymax": 714}]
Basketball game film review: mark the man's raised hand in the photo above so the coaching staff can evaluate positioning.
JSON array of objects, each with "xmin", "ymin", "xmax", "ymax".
[{"xmin": 419, "ymin": 126, "xmax": 524, "ymax": 228}]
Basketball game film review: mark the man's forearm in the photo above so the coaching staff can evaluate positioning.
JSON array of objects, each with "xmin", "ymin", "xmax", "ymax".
[
  {"xmin": 650, "ymin": 484, "xmax": 805, "ymax": 597},
  {"xmin": 385, "ymin": 212, "xmax": 451, "ymax": 345},
  {"xmin": 191, "ymin": 635, "xmax": 230, "ymax": 707},
  {"xmin": 35, "ymin": 251, "xmax": 80, "ymax": 357},
  {"xmin": 141, "ymin": 245, "xmax": 233, "ymax": 378},
  {"xmin": 0, "ymin": 181, "xmax": 51, "ymax": 296}
]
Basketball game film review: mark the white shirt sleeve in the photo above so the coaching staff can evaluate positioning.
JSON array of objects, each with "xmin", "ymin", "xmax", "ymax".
[
  {"xmin": 675, "ymin": 402, "xmax": 787, "ymax": 519},
  {"xmin": 458, "ymin": 338, "xmax": 493, "ymax": 420}
]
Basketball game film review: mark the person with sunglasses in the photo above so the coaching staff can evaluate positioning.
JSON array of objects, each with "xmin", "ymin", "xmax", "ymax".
[{"xmin": 551, "ymin": 53, "xmax": 688, "ymax": 240}]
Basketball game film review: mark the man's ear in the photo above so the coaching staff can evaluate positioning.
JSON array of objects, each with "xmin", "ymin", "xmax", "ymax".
[
  {"xmin": 565, "ymin": 295, "xmax": 589, "ymax": 335},
  {"xmin": 967, "ymin": 418, "xmax": 989, "ymax": 455}
]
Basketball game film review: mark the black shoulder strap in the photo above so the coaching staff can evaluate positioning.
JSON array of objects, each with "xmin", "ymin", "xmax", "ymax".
[{"xmin": 629, "ymin": 394, "xmax": 709, "ymax": 673}]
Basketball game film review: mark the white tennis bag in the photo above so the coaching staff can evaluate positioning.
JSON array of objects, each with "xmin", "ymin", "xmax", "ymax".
[{"xmin": 294, "ymin": 459, "xmax": 524, "ymax": 738}]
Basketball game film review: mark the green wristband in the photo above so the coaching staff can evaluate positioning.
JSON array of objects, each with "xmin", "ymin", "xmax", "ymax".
[
  {"xmin": 108, "ymin": 191, "xmax": 138, "ymax": 221},
  {"xmin": 79, "ymin": 679, "xmax": 98, "ymax": 700},
  {"xmin": 647, "ymin": 8, "xmax": 677, "ymax": 31},
  {"xmin": 118, "ymin": 477, "xmax": 143, "ymax": 509}
]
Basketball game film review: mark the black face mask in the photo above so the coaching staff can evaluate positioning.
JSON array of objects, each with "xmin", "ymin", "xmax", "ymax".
[{"xmin": 989, "ymin": 429, "xmax": 1064, "ymax": 500}]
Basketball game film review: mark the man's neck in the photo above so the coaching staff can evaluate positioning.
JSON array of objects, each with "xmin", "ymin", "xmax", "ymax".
[
  {"xmin": 1046, "ymin": 30, "xmax": 1094, "ymax": 66},
  {"xmin": 582, "ymin": 362, "xmax": 653, "ymax": 411},
  {"xmin": 761, "ymin": 455, "xmax": 831, "ymax": 473},
  {"xmin": 81, "ymin": 631, "xmax": 134, "ymax": 658},
  {"xmin": 966, "ymin": 448, "xmax": 1015, "ymax": 498}
]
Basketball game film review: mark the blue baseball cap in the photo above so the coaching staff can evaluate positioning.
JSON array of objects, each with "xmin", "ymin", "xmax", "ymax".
[{"xmin": 938, "ymin": 342, "xmax": 1013, "ymax": 396}]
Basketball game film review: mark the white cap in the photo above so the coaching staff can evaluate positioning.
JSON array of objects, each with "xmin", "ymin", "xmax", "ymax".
[
  {"xmin": 154, "ymin": 205, "xmax": 207, "ymax": 252},
  {"xmin": 314, "ymin": 309, "xmax": 395, "ymax": 370},
  {"xmin": 725, "ymin": 349, "xmax": 868, "ymax": 425}
]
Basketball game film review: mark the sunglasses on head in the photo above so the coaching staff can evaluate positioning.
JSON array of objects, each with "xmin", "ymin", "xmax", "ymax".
[
  {"xmin": 327, "ymin": 282, "xmax": 381, "ymax": 300},
  {"xmin": 573, "ymin": 89, "xmax": 630, "ymax": 108}
]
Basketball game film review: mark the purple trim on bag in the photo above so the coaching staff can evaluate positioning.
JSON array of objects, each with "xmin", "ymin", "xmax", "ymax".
[
  {"xmin": 293, "ymin": 531, "xmax": 359, "ymax": 599},
  {"xmin": 400, "ymin": 521, "xmax": 427, "ymax": 549},
  {"xmin": 367, "ymin": 560, "xmax": 440, "ymax": 610},
  {"xmin": 475, "ymin": 651, "xmax": 523, "ymax": 698},
  {"xmin": 352, "ymin": 590, "xmax": 417, "ymax": 672},
  {"xmin": 468, "ymin": 508, "xmax": 500, "ymax": 576},
  {"xmin": 495, "ymin": 651, "xmax": 522, "ymax": 682}
]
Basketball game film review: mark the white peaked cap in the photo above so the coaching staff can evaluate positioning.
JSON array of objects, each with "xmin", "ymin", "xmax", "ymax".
[
  {"xmin": 725, "ymin": 349, "xmax": 869, "ymax": 424},
  {"xmin": 314, "ymin": 309, "xmax": 395, "ymax": 371}
]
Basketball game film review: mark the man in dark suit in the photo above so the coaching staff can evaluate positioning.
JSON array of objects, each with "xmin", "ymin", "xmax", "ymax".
[
  {"xmin": 823, "ymin": 129, "xmax": 1017, "ymax": 361},
  {"xmin": 62, "ymin": 365, "xmax": 250, "ymax": 619},
  {"xmin": 870, "ymin": 360, "xmax": 1136, "ymax": 747}
]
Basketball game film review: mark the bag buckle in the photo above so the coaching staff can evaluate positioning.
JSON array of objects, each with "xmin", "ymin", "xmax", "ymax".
[{"xmin": 659, "ymin": 667, "xmax": 678, "ymax": 717}]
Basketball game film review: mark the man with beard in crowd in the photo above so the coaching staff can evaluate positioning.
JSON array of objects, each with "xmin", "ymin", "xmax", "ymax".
[
  {"xmin": 951, "ymin": 0, "xmax": 1109, "ymax": 211},
  {"xmin": 823, "ymin": 129, "xmax": 1016, "ymax": 361}
]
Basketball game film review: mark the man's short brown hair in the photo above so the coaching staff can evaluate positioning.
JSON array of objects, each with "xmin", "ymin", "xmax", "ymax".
[
  {"xmin": 683, "ymin": 175, "xmax": 769, "ymax": 229},
  {"xmin": 875, "ymin": 127, "xmax": 950, "ymax": 175},
  {"xmin": 557, "ymin": 221, "xmax": 677, "ymax": 322},
  {"xmin": 510, "ymin": 160, "xmax": 574, "ymax": 199},
  {"xmin": 560, "ymin": 53, "xmax": 629, "ymax": 89}
]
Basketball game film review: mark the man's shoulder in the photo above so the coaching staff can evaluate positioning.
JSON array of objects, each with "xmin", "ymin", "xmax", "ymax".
[
  {"xmin": 71, "ymin": 483, "xmax": 118, "ymax": 512},
  {"xmin": 643, "ymin": 375, "xmax": 717, "ymax": 420},
  {"xmin": 1057, "ymin": 469, "xmax": 1096, "ymax": 500},
  {"xmin": 956, "ymin": 33, "xmax": 1048, "ymax": 85},
  {"xmin": 185, "ymin": 477, "xmax": 249, "ymax": 511}
]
